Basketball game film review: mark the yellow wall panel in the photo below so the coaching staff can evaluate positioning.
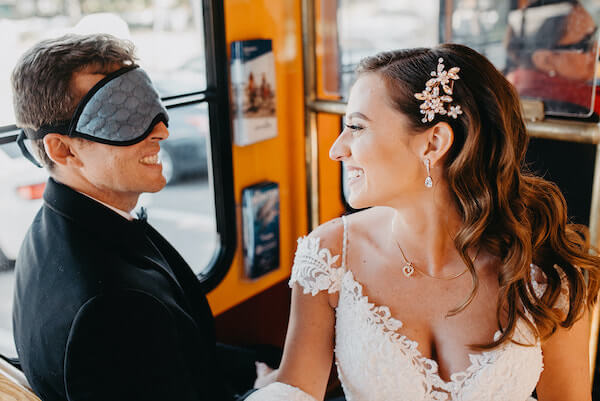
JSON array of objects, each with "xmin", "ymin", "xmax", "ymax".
[{"xmin": 208, "ymin": 0, "xmax": 308, "ymax": 316}]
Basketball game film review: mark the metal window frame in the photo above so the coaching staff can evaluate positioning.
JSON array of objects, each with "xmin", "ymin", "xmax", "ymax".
[
  {"xmin": 0, "ymin": 0, "xmax": 235, "ymax": 293},
  {"xmin": 196, "ymin": 0, "xmax": 236, "ymax": 292},
  {"xmin": 302, "ymin": 0, "xmax": 600, "ymax": 381}
]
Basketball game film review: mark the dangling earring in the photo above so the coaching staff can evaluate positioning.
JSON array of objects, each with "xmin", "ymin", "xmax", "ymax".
[{"xmin": 424, "ymin": 159, "xmax": 433, "ymax": 188}]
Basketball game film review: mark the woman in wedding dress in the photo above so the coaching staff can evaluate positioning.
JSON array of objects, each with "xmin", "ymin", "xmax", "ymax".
[{"xmin": 246, "ymin": 43, "xmax": 600, "ymax": 401}]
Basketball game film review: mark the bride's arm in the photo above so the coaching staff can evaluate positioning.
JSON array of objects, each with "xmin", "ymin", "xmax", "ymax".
[
  {"xmin": 535, "ymin": 307, "xmax": 591, "ymax": 401},
  {"xmin": 274, "ymin": 279, "xmax": 336, "ymax": 400},
  {"xmin": 246, "ymin": 219, "xmax": 344, "ymax": 401},
  {"xmin": 245, "ymin": 284, "xmax": 336, "ymax": 401}
]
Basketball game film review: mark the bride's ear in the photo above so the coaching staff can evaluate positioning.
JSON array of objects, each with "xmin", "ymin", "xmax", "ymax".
[{"xmin": 421, "ymin": 122, "xmax": 454, "ymax": 167}]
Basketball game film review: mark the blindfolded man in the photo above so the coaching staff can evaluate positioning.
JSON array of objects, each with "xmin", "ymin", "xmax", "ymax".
[{"xmin": 11, "ymin": 33, "xmax": 257, "ymax": 401}]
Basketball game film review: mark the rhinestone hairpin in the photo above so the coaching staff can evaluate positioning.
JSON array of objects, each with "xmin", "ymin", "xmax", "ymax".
[{"xmin": 414, "ymin": 58, "xmax": 462, "ymax": 123}]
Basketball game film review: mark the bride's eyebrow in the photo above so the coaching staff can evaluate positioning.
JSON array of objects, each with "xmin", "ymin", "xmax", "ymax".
[{"xmin": 347, "ymin": 112, "xmax": 371, "ymax": 121}]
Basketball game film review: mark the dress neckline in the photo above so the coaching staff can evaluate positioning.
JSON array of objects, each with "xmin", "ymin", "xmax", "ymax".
[
  {"xmin": 337, "ymin": 215, "xmax": 541, "ymax": 392},
  {"xmin": 339, "ymin": 268, "xmax": 507, "ymax": 388}
]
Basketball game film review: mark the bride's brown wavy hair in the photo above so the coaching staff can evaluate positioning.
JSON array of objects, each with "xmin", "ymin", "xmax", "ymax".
[{"xmin": 357, "ymin": 43, "xmax": 600, "ymax": 348}]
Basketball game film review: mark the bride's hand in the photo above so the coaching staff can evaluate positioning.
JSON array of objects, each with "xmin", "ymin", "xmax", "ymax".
[{"xmin": 254, "ymin": 361, "xmax": 278, "ymax": 388}]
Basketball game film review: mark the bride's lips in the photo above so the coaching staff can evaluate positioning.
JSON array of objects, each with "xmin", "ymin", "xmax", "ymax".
[{"xmin": 346, "ymin": 166, "xmax": 364, "ymax": 183}]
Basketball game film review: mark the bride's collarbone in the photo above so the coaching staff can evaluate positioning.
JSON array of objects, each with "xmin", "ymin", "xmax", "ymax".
[
  {"xmin": 348, "ymin": 269, "xmax": 501, "ymax": 381},
  {"xmin": 342, "ymin": 211, "xmax": 505, "ymax": 381},
  {"xmin": 344, "ymin": 250, "xmax": 502, "ymax": 362},
  {"xmin": 340, "ymin": 269, "xmax": 502, "ymax": 383}
]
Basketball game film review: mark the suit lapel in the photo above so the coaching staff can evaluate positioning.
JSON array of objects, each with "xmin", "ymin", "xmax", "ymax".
[
  {"xmin": 123, "ymin": 223, "xmax": 189, "ymax": 307},
  {"xmin": 43, "ymin": 178, "xmax": 189, "ymax": 306}
]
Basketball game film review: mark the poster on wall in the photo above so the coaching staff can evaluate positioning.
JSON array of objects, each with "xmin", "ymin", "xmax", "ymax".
[
  {"xmin": 242, "ymin": 181, "xmax": 280, "ymax": 279},
  {"xmin": 230, "ymin": 39, "xmax": 278, "ymax": 146}
]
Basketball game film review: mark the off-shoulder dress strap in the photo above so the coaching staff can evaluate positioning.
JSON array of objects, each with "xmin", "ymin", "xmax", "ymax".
[
  {"xmin": 342, "ymin": 215, "xmax": 348, "ymax": 269},
  {"xmin": 288, "ymin": 218, "xmax": 347, "ymax": 296}
]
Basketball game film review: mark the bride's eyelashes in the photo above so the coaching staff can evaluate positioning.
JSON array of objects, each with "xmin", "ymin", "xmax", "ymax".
[{"xmin": 344, "ymin": 123, "xmax": 365, "ymax": 134}]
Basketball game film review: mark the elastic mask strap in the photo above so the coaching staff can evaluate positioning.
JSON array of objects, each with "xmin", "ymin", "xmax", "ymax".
[{"xmin": 17, "ymin": 130, "xmax": 43, "ymax": 168}]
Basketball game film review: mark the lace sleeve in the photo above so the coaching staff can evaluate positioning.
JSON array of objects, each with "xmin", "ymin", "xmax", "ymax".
[
  {"xmin": 245, "ymin": 382, "xmax": 317, "ymax": 401},
  {"xmin": 288, "ymin": 236, "xmax": 345, "ymax": 296},
  {"xmin": 530, "ymin": 263, "xmax": 571, "ymax": 315}
]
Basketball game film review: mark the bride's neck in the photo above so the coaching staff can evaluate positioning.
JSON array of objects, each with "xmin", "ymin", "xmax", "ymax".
[{"xmin": 389, "ymin": 189, "xmax": 466, "ymax": 274}]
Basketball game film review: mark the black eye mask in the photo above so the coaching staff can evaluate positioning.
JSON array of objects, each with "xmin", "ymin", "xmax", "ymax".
[{"xmin": 17, "ymin": 66, "xmax": 169, "ymax": 167}]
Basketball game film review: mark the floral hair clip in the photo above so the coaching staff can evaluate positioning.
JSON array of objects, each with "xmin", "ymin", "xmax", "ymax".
[{"xmin": 414, "ymin": 58, "xmax": 462, "ymax": 123}]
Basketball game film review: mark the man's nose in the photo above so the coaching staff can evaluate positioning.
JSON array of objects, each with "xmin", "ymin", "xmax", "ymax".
[{"xmin": 150, "ymin": 121, "xmax": 169, "ymax": 141}]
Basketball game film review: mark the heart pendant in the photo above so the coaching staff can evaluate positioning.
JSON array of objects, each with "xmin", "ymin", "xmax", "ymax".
[{"xmin": 402, "ymin": 263, "xmax": 415, "ymax": 277}]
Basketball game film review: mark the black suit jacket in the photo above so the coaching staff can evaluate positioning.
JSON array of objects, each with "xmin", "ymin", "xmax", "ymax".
[{"xmin": 13, "ymin": 178, "xmax": 233, "ymax": 401}]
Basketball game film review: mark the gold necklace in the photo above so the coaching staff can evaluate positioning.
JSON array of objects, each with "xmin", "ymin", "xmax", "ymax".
[
  {"xmin": 394, "ymin": 243, "xmax": 470, "ymax": 279},
  {"xmin": 392, "ymin": 220, "xmax": 476, "ymax": 280}
]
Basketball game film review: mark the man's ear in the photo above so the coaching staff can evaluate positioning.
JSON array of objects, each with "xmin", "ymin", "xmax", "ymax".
[
  {"xmin": 531, "ymin": 50, "xmax": 554, "ymax": 74},
  {"xmin": 43, "ymin": 134, "xmax": 82, "ymax": 168},
  {"xmin": 422, "ymin": 122, "xmax": 454, "ymax": 167}
]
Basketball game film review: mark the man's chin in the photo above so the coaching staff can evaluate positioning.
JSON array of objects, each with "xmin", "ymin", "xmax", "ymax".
[
  {"xmin": 151, "ymin": 181, "xmax": 167, "ymax": 193},
  {"xmin": 143, "ymin": 178, "xmax": 167, "ymax": 193}
]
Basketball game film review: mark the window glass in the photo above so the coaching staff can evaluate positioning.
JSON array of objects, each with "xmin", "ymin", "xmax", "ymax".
[
  {"xmin": 447, "ymin": 0, "xmax": 511, "ymax": 70},
  {"xmin": 0, "ymin": 134, "xmax": 45, "ymax": 358},
  {"xmin": 1, "ymin": 0, "xmax": 206, "ymax": 126},
  {"xmin": 333, "ymin": 0, "xmax": 439, "ymax": 99},
  {"xmin": 450, "ymin": 0, "xmax": 599, "ymax": 118},
  {"xmin": 0, "ymin": 268, "xmax": 16, "ymax": 357},
  {"xmin": 330, "ymin": 0, "xmax": 600, "ymax": 118},
  {"xmin": 137, "ymin": 103, "xmax": 217, "ymax": 275}
]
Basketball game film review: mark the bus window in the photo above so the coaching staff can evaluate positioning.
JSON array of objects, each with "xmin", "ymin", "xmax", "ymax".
[
  {"xmin": 313, "ymin": 0, "xmax": 600, "ymax": 212},
  {"xmin": 450, "ymin": 0, "xmax": 599, "ymax": 118},
  {"xmin": 0, "ymin": 135, "xmax": 41, "ymax": 357},
  {"xmin": 325, "ymin": 0, "xmax": 600, "ymax": 118},
  {"xmin": 331, "ymin": 0, "xmax": 439, "ymax": 100},
  {"xmin": 140, "ymin": 102, "xmax": 217, "ymax": 275},
  {"xmin": 0, "ymin": 0, "xmax": 233, "ymax": 358}
]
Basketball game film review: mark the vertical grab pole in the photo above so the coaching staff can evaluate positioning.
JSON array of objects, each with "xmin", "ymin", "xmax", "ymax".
[{"xmin": 302, "ymin": 0, "xmax": 320, "ymax": 231}]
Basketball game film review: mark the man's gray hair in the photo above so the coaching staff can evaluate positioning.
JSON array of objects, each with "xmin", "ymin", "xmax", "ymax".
[{"xmin": 11, "ymin": 33, "xmax": 137, "ymax": 169}]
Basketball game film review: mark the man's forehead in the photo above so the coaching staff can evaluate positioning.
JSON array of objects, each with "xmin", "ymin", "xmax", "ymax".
[{"xmin": 71, "ymin": 63, "xmax": 122, "ymax": 98}]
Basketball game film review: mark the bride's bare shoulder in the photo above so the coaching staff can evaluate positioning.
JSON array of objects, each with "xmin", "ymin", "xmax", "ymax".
[
  {"xmin": 345, "ymin": 207, "xmax": 394, "ymax": 239},
  {"xmin": 306, "ymin": 217, "xmax": 344, "ymax": 257},
  {"xmin": 307, "ymin": 207, "xmax": 392, "ymax": 253}
]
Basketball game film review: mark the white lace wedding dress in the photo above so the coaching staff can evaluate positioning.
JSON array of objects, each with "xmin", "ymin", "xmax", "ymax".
[{"xmin": 247, "ymin": 216, "xmax": 569, "ymax": 401}]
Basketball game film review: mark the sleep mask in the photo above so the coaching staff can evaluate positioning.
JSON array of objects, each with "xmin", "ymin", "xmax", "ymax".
[{"xmin": 17, "ymin": 66, "xmax": 169, "ymax": 167}]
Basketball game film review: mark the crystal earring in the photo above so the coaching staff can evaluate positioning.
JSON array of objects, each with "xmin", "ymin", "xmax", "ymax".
[{"xmin": 424, "ymin": 159, "xmax": 433, "ymax": 188}]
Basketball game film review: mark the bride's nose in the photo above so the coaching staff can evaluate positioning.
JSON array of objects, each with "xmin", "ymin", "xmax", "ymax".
[{"xmin": 329, "ymin": 132, "xmax": 350, "ymax": 161}]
